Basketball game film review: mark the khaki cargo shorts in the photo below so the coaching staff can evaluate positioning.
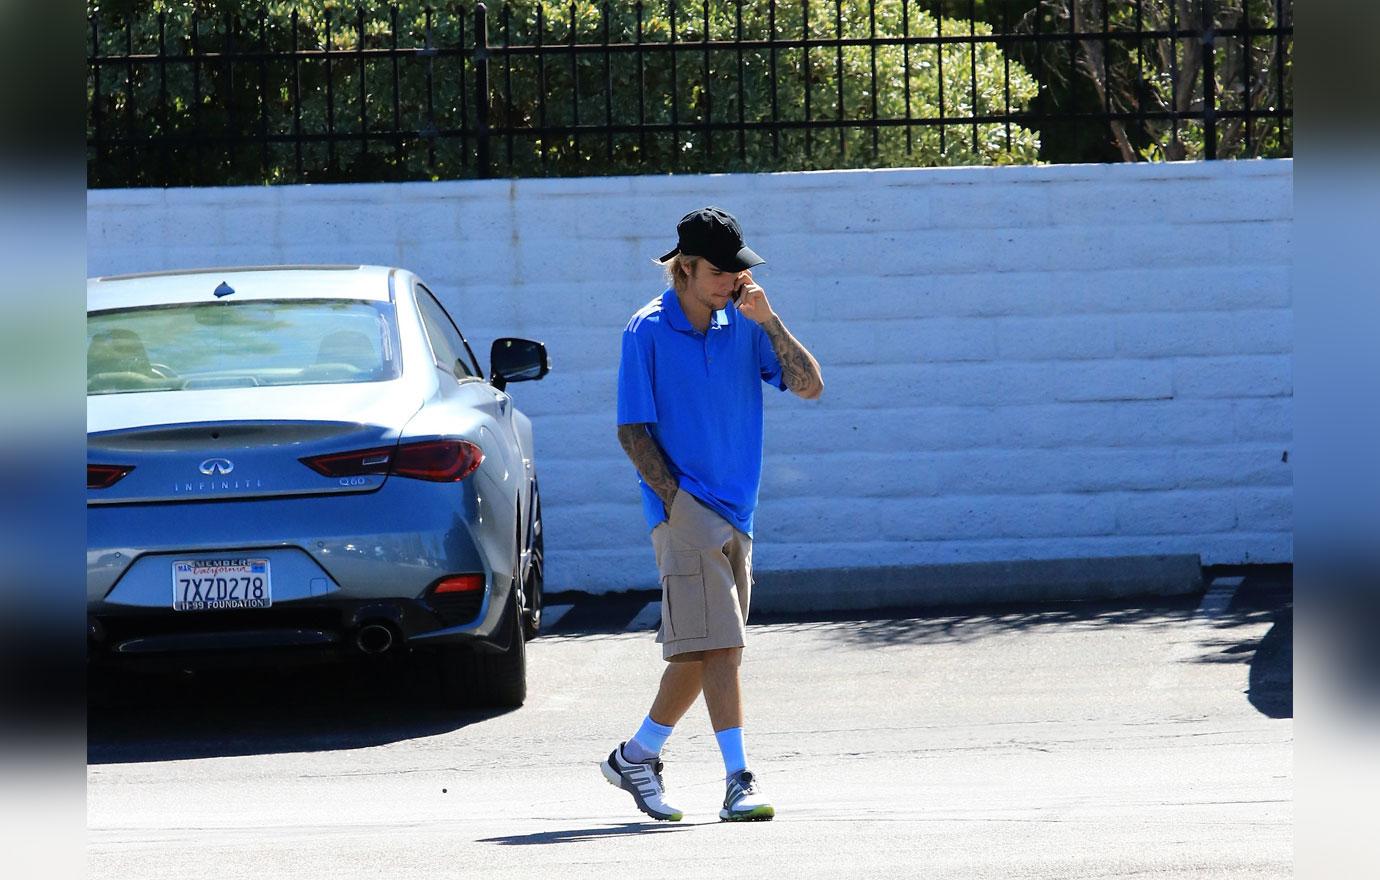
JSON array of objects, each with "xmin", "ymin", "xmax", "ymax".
[{"xmin": 652, "ymin": 490, "xmax": 753, "ymax": 662}]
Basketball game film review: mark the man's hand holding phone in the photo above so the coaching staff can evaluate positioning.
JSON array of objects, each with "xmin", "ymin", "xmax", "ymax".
[{"xmin": 731, "ymin": 269, "xmax": 775, "ymax": 325}]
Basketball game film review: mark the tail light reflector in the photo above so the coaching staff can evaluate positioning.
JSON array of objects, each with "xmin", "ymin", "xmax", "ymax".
[
  {"xmin": 300, "ymin": 440, "xmax": 483, "ymax": 483},
  {"xmin": 434, "ymin": 574, "xmax": 485, "ymax": 595},
  {"xmin": 88, "ymin": 464, "xmax": 133, "ymax": 489}
]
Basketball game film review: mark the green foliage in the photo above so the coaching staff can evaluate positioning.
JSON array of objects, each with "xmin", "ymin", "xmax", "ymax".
[
  {"xmin": 1005, "ymin": 1, "xmax": 1291, "ymax": 162},
  {"xmin": 87, "ymin": 1, "xmax": 1042, "ymax": 185},
  {"xmin": 492, "ymin": 1, "xmax": 1042, "ymax": 176}
]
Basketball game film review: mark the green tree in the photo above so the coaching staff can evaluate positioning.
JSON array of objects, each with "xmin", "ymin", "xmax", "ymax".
[
  {"xmin": 495, "ymin": 0, "xmax": 1041, "ymax": 175},
  {"xmin": 86, "ymin": 1, "xmax": 1044, "ymax": 185},
  {"xmin": 1010, "ymin": 0, "xmax": 1291, "ymax": 161}
]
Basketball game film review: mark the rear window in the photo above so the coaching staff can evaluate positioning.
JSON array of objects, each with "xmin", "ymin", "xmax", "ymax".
[{"xmin": 87, "ymin": 299, "xmax": 401, "ymax": 395}]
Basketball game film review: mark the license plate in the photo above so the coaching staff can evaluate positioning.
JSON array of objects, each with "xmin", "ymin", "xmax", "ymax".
[{"xmin": 172, "ymin": 558, "xmax": 272, "ymax": 611}]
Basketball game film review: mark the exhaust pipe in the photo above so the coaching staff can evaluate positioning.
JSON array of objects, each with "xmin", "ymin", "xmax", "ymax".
[{"xmin": 355, "ymin": 623, "xmax": 395, "ymax": 655}]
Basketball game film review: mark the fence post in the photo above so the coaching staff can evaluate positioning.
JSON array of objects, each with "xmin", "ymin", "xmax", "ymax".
[
  {"xmin": 1201, "ymin": 0, "xmax": 1217, "ymax": 160},
  {"xmin": 475, "ymin": 3, "xmax": 492, "ymax": 178}
]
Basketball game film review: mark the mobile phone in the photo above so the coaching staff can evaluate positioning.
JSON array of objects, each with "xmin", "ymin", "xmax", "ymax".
[{"xmin": 732, "ymin": 283, "xmax": 744, "ymax": 304}]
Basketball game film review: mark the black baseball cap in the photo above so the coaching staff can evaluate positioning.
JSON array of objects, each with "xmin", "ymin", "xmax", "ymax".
[{"xmin": 656, "ymin": 206, "xmax": 765, "ymax": 271}]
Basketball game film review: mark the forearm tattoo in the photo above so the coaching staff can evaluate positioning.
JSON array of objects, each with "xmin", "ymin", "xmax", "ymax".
[
  {"xmin": 617, "ymin": 423, "xmax": 679, "ymax": 506},
  {"xmin": 762, "ymin": 315, "xmax": 825, "ymax": 399}
]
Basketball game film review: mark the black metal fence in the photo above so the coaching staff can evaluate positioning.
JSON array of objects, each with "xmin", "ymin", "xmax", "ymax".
[{"xmin": 86, "ymin": 1, "xmax": 1292, "ymax": 187}]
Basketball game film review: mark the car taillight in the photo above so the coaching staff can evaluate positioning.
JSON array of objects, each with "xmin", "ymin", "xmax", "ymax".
[
  {"xmin": 88, "ymin": 464, "xmax": 133, "ymax": 489},
  {"xmin": 392, "ymin": 440, "xmax": 485, "ymax": 482},
  {"xmin": 434, "ymin": 574, "xmax": 485, "ymax": 594},
  {"xmin": 300, "ymin": 446, "xmax": 394, "ymax": 478},
  {"xmin": 300, "ymin": 440, "xmax": 484, "ymax": 483}
]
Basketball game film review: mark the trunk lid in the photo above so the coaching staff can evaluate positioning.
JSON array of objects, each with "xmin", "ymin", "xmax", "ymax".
[{"xmin": 87, "ymin": 383, "xmax": 423, "ymax": 505}]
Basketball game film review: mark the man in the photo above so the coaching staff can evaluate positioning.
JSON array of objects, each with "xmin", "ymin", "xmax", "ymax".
[{"xmin": 600, "ymin": 206, "xmax": 824, "ymax": 822}]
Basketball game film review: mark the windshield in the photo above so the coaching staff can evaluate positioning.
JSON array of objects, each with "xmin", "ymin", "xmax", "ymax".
[{"xmin": 87, "ymin": 299, "xmax": 401, "ymax": 395}]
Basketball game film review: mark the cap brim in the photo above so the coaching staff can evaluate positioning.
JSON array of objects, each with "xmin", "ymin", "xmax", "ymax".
[
  {"xmin": 703, "ymin": 246, "xmax": 767, "ymax": 272},
  {"xmin": 734, "ymin": 245, "xmax": 766, "ymax": 269},
  {"xmin": 661, "ymin": 245, "xmax": 766, "ymax": 271},
  {"xmin": 655, "ymin": 246, "xmax": 680, "ymax": 264}
]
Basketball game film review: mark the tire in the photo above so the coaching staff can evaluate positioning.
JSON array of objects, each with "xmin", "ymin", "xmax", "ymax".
[
  {"xmin": 521, "ymin": 492, "xmax": 545, "ymax": 641},
  {"xmin": 437, "ymin": 582, "xmax": 527, "ymax": 709}
]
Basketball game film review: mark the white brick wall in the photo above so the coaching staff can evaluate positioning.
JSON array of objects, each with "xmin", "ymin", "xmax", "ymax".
[{"xmin": 87, "ymin": 159, "xmax": 1294, "ymax": 592}]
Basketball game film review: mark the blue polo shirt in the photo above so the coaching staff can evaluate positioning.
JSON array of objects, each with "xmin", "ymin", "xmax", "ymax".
[{"xmin": 617, "ymin": 289, "xmax": 787, "ymax": 537}]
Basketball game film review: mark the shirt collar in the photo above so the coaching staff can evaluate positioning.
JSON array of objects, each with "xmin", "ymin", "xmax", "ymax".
[{"xmin": 662, "ymin": 289, "xmax": 731, "ymax": 334}]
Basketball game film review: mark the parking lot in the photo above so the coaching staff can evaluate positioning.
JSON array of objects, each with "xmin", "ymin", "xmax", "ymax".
[{"xmin": 88, "ymin": 569, "xmax": 1291, "ymax": 879}]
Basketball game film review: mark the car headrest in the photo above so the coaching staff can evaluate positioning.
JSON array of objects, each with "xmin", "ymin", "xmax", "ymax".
[
  {"xmin": 88, "ymin": 328, "xmax": 152, "ymax": 377},
  {"xmin": 315, "ymin": 330, "xmax": 379, "ymax": 371}
]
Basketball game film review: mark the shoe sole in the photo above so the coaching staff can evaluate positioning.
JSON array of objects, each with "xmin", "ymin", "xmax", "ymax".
[
  {"xmin": 719, "ymin": 805, "xmax": 775, "ymax": 822},
  {"xmin": 600, "ymin": 757, "xmax": 684, "ymax": 822}
]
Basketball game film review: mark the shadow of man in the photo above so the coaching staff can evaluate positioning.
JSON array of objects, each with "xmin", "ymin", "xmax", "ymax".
[{"xmin": 478, "ymin": 821, "xmax": 702, "ymax": 846}]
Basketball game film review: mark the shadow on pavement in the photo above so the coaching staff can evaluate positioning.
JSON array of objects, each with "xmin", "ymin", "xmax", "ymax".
[
  {"xmin": 1230, "ymin": 568, "xmax": 1293, "ymax": 719},
  {"xmin": 765, "ymin": 596, "xmax": 1196, "ymax": 643},
  {"xmin": 1182, "ymin": 567, "xmax": 1293, "ymax": 719},
  {"xmin": 478, "ymin": 822, "xmax": 697, "ymax": 845},
  {"xmin": 758, "ymin": 565, "xmax": 1293, "ymax": 720},
  {"xmin": 1247, "ymin": 613, "xmax": 1292, "ymax": 719},
  {"xmin": 88, "ymin": 656, "xmax": 507, "ymax": 765}
]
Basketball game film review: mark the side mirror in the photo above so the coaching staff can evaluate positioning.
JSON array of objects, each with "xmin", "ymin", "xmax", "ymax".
[{"xmin": 490, "ymin": 337, "xmax": 549, "ymax": 392}]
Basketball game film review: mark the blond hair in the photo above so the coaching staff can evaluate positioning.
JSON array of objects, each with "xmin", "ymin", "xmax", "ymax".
[{"xmin": 659, "ymin": 253, "xmax": 701, "ymax": 295}]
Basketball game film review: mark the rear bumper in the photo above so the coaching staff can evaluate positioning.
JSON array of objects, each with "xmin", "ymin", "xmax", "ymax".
[
  {"xmin": 87, "ymin": 594, "xmax": 505, "ymax": 662},
  {"xmin": 87, "ymin": 474, "xmax": 518, "ymax": 661}
]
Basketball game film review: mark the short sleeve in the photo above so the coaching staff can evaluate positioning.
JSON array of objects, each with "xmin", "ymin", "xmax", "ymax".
[
  {"xmin": 617, "ymin": 326, "xmax": 660, "ymax": 425},
  {"xmin": 755, "ymin": 323, "xmax": 788, "ymax": 392}
]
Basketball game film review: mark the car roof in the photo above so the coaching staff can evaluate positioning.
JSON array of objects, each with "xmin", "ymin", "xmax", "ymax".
[{"xmin": 87, "ymin": 265, "xmax": 407, "ymax": 311}]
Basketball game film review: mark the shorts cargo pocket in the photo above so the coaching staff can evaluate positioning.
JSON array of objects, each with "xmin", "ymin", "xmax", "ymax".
[{"xmin": 661, "ymin": 550, "xmax": 708, "ymax": 641}]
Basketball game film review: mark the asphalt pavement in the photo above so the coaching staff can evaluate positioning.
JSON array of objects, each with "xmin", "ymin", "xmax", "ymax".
[{"xmin": 88, "ymin": 567, "xmax": 1292, "ymax": 879}]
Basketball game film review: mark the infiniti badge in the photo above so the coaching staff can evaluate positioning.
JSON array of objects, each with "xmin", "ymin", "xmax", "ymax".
[{"xmin": 199, "ymin": 458, "xmax": 234, "ymax": 476}]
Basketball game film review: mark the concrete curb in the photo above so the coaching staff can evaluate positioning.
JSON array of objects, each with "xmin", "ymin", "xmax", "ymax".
[{"xmin": 750, "ymin": 554, "xmax": 1204, "ymax": 614}]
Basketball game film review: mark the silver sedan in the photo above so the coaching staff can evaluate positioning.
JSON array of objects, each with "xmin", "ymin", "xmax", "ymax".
[{"xmin": 86, "ymin": 265, "xmax": 548, "ymax": 707}]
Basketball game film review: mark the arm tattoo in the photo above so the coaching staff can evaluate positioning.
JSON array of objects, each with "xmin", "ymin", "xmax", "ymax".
[
  {"xmin": 617, "ymin": 423, "xmax": 679, "ymax": 507},
  {"xmin": 762, "ymin": 315, "xmax": 825, "ymax": 399}
]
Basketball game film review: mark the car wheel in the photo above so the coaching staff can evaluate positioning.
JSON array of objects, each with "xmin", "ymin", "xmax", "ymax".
[
  {"xmin": 522, "ymin": 492, "xmax": 544, "ymax": 641},
  {"xmin": 437, "ymin": 581, "xmax": 526, "ymax": 709}
]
